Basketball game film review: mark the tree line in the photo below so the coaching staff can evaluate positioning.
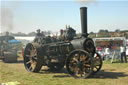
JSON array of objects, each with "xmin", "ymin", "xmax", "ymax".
[
  {"xmin": 0, "ymin": 29, "xmax": 128, "ymax": 38},
  {"xmin": 0, "ymin": 31, "xmax": 52, "ymax": 36}
]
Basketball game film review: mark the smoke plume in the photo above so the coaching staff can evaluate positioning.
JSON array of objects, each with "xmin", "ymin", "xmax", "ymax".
[
  {"xmin": 0, "ymin": 1, "xmax": 21, "ymax": 33},
  {"xmin": 76, "ymin": 0, "xmax": 97, "ymax": 6},
  {"xmin": 0, "ymin": 7, "xmax": 13, "ymax": 32}
]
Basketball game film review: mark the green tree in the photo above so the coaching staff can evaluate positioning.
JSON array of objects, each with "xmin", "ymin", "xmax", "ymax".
[{"xmin": 115, "ymin": 29, "xmax": 120, "ymax": 32}]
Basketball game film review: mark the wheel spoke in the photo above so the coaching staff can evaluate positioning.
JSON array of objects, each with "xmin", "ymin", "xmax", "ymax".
[
  {"xmin": 31, "ymin": 61, "xmax": 36, "ymax": 68},
  {"xmin": 31, "ymin": 46, "xmax": 36, "ymax": 54},
  {"xmin": 80, "ymin": 69, "xmax": 84, "ymax": 77},
  {"xmin": 31, "ymin": 46, "xmax": 34, "ymax": 51},
  {"xmin": 26, "ymin": 60, "xmax": 32, "ymax": 64},
  {"xmin": 32, "ymin": 56, "xmax": 37, "ymax": 60},
  {"xmin": 74, "ymin": 67, "xmax": 79, "ymax": 74},
  {"xmin": 28, "ymin": 65, "xmax": 32, "ymax": 70},
  {"xmin": 94, "ymin": 65, "xmax": 99, "ymax": 70},
  {"xmin": 27, "ymin": 48, "xmax": 31, "ymax": 52},
  {"xmin": 25, "ymin": 55, "xmax": 31, "ymax": 57}
]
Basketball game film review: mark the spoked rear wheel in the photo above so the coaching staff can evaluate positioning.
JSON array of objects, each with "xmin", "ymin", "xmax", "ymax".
[
  {"xmin": 23, "ymin": 43, "xmax": 43, "ymax": 72},
  {"xmin": 66, "ymin": 49, "xmax": 93, "ymax": 79},
  {"xmin": 92, "ymin": 53, "xmax": 102, "ymax": 74}
]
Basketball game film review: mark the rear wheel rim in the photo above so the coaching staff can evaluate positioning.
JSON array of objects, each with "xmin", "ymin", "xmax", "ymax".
[
  {"xmin": 92, "ymin": 53, "xmax": 102, "ymax": 74},
  {"xmin": 24, "ymin": 44, "xmax": 38, "ymax": 72}
]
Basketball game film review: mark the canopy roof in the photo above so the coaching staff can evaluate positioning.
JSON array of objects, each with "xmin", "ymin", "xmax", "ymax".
[{"xmin": 8, "ymin": 39, "xmax": 21, "ymax": 44}]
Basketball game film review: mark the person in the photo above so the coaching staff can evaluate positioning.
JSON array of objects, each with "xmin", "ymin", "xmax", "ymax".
[
  {"xmin": 51, "ymin": 35, "xmax": 57, "ymax": 42},
  {"xmin": 5, "ymin": 32, "xmax": 9, "ymax": 43},
  {"xmin": 36, "ymin": 29, "xmax": 42, "ymax": 37},
  {"xmin": 98, "ymin": 49, "xmax": 105, "ymax": 60},
  {"xmin": 59, "ymin": 29, "xmax": 65, "ymax": 41},
  {"xmin": 120, "ymin": 45, "xmax": 127, "ymax": 63},
  {"xmin": 104, "ymin": 46, "xmax": 110, "ymax": 60},
  {"xmin": 41, "ymin": 31, "xmax": 45, "ymax": 38},
  {"xmin": 65, "ymin": 27, "xmax": 76, "ymax": 41},
  {"xmin": 60, "ymin": 29, "xmax": 63, "ymax": 36},
  {"xmin": 34, "ymin": 29, "xmax": 42, "ymax": 42}
]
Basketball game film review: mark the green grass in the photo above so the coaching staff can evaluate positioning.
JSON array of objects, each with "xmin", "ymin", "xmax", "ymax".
[{"xmin": 0, "ymin": 57, "xmax": 128, "ymax": 85}]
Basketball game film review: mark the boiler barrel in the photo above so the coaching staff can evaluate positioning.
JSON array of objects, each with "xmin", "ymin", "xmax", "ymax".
[
  {"xmin": 71, "ymin": 38, "xmax": 95, "ymax": 53},
  {"xmin": 71, "ymin": 38, "xmax": 86, "ymax": 50}
]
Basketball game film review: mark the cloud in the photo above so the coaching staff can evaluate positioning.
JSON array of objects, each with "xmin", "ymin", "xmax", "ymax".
[{"xmin": 76, "ymin": 0, "xmax": 97, "ymax": 6}]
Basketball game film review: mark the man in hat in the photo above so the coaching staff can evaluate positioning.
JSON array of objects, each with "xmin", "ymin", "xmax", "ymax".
[{"xmin": 34, "ymin": 29, "xmax": 42, "ymax": 42}]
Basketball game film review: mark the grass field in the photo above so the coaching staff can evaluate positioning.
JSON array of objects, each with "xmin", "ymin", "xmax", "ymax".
[{"xmin": 0, "ymin": 57, "xmax": 128, "ymax": 85}]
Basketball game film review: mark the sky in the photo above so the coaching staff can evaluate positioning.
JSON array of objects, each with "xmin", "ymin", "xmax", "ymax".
[{"xmin": 0, "ymin": 0, "xmax": 128, "ymax": 34}]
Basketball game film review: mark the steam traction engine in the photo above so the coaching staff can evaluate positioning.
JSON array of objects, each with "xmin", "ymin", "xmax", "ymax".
[{"xmin": 23, "ymin": 7, "xmax": 102, "ymax": 78}]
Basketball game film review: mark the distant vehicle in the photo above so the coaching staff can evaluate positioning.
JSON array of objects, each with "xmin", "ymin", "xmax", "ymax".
[{"xmin": 0, "ymin": 32, "xmax": 19, "ymax": 63}]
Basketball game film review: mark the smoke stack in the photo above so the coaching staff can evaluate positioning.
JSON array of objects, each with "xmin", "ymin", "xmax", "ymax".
[{"xmin": 80, "ymin": 7, "xmax": 88, "ymax": 37}]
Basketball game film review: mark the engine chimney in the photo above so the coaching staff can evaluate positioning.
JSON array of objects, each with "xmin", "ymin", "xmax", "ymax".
[{"xmin": 80, "ymin": 7, "xmax": 88, "ymax": 37}]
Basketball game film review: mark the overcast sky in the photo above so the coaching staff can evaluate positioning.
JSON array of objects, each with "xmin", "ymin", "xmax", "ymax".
[{"xmin": 0, "ymin": 0, "xmax": 128, "ymax": 34}]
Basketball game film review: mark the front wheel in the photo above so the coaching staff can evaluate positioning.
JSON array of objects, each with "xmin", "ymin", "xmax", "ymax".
[{"xmin": 66, "ymin": 49, "xmax": 93, "ymax": 79}]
